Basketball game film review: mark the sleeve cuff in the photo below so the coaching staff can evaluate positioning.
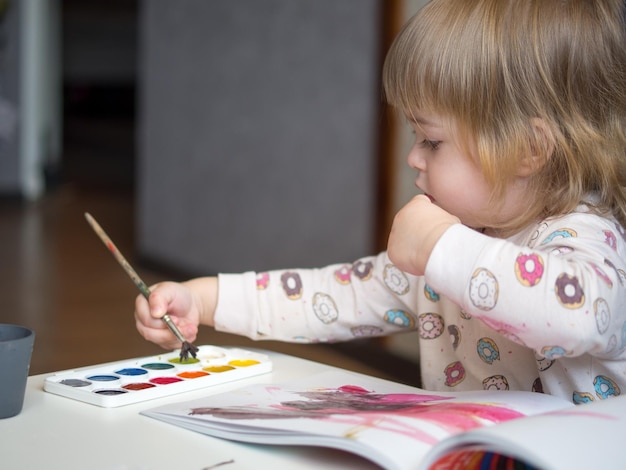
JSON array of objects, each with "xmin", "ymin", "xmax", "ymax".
[
  {"xmin": 213, "ymin": 272, "xmax": 260, "ymax": 339},
  {"xmin": 424, "ymin": 224, "xmax": 489, "ymax": 303}
]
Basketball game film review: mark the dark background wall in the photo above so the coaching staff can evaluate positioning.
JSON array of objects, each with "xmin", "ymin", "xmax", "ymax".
[
  {"xmin": 137, "ymin": 0, "xmax": 386, "ymax": 274},
  {"xmin": 1, "ymin": 0, "xmax": 389, "ymax": 275}
]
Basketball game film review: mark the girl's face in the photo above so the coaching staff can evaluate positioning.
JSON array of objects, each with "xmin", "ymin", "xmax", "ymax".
[{"xmin": 406, "ymin": 112, "xmax": 529, "ymax": 232}]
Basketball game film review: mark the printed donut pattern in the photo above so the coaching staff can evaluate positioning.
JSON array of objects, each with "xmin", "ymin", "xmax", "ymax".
[
  {"xmin": 541, "ymin": 345, "xmax": 570, "ymax": 360},
  {"xmin": 604, "ymin": 258, "xmax": 626, "ymax": 285},
  {"xmin": 383, "ymin": 264, "xmax": 410, "ymax": 295},
  {"xmin": 448, "ymin": 325, "xmax": 461, "ymax": 350},
  {"xmin": 351, "ymin": 325, "xmax": 384, "ymax": 337},
  {"xmin": 424, "ymin": 284, "xmax": 440, "ymax": 302},
  {"xmin": 604, "ymin": 230, "xmax": 617, "ymax": 251},
  {"xmin": 459, "ymin": 309, "xmax": 472, "ymax": 320},
  {"xmin": 483, "ymin": 375, "xmax": 509, "ymax": 391},
  {"xmin": 384, "ymin": 309, "xmax": 416, "ymax": 328},
  {"xmin": 468, "ymin": 268, "xmax": 498, "ymax": 310},
  {"xmin": 418, "ymin": 313, "xmax": 444, "ymax": 339},
  {"xmin": 594, "ymin": 298, "xmax": 611, "ymax": 334},
  {"xmin": 535, "ymin": 352, "xmax": 554, "ymax": 372},
  {"xmin": 540, "ymin": 228, "xmax": 577, "ymax": 244},
  {"xmin": 280, "ymin": 271, "xmax": 303, "ymax": 300},
  {"xmin": 427, "ymin": 219, "xmax": 626, "ymax": 394},
  {"xmin": 594, "ymin": 375, "xmax": 621, "ymax": 399},
  {"xmin": 352, "ymin": 260, "xmax": 373, "ymax": 281},
  {"xmin": 529, "ymin": 222, "xmax": 549, "ymax": 245},
  {"xmin": 444, "ymin": 361, "xmax": 465, "ymax": 387},
  {"xmin": 572, "ymin": 391, "xmax": 595, "ymax": 404},
  {"xmin": 256, "ymin": 272, "xmax": 270, "ymax": 290},
  {"xmin": 514, "ymin": 253, "xmax": 544, "ymax": 287},
  {"xmin": 476, "ymin": 337, "xmax": 500, "ymax": 364},
  {"xmin": 262, "ymin": 217, "xmax": 625, "ymax": 400},
  {"xmin": 554, "ymin": 273, "xmax": 585, "ymax": 308},
  {"xmin": 334, "ymin": 265, "xmax": 352, "ymax": 285},
  {"xmin": 312, "ymin": 292, "xmax": 339, "ymax": 324},
  {"xmin": 590, "ymin": 262, "xmax": 613, "ymax": 288},
  {"xmin": 550, "ymin": 245, "xmax": 574, "ymax": 256},
  {"xmin": 390, "ymin": 219, "xmax": 626, "ymax": 397}
]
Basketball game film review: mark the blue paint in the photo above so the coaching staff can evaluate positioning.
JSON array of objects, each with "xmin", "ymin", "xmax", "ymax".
[
  {"xmin": 87, "ymin": 375, "xmax": 119, "ymax": 382},
  {"xmin": 141, "ymin": 362, "xmax": 175, "ymax": 370},
  {"xmin": 115, "ymin": 368, "xmax": 148, "ymax": 376}
]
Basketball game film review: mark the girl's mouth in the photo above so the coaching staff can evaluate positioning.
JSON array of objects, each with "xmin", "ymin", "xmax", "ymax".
[{"xmin": 424, "ymin": 193, "xmax": 435, "ymax": 203}]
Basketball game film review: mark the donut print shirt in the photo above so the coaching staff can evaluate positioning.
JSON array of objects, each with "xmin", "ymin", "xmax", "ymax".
[{"xmin": 214, "ymin": 200, "xmax": 626, "ymax": 404}]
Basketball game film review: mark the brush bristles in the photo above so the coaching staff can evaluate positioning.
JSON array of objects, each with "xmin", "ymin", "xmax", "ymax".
[{"xmin": 179, "ymin": 341, "xmax": 200, "ymax": 361}]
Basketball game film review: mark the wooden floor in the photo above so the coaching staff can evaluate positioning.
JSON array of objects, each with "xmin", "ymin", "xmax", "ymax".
[{"xmin": 0, "ymin": 103, "xmax": 420, "ymax": 386}]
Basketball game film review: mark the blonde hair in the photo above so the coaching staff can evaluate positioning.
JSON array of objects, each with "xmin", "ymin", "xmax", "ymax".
[{"xmin": 383, "ymin": 0, "xmax": 626, "ymax": 233}]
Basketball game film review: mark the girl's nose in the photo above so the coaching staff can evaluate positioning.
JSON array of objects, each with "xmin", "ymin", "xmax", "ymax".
[{"xmin": 407, "ymin": 148, "xmax": 426, "ymax": 171}]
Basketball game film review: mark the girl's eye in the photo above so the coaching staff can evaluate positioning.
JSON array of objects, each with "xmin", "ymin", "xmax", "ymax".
[{"xmin": 419, "ymin": 139, "xmax": 441, "ymax": 151}]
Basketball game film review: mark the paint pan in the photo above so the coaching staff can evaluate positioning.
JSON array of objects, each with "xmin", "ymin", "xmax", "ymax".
[{"xmin": 43, "ymin": 345, "xmax": 272, "ymax": 407}]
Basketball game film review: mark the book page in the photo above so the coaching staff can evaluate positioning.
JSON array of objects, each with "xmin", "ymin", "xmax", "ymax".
[
  {"xmin": 422, "ymin": 394, "xmax": 626, "ymax": 470},
  {"xmin": 143, "ymin": 370, "xmax": 572, "ymax": 470}
]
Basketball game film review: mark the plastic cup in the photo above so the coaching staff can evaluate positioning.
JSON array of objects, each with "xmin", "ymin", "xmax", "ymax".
[{"xmin": 0, "ymin": 324, "xmax": 35, "ymax": 419}]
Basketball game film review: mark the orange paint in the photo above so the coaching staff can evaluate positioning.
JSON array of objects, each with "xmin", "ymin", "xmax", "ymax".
[{"xmin": 177, "ymin": 371, "xmax": 209, "ymax": 379}]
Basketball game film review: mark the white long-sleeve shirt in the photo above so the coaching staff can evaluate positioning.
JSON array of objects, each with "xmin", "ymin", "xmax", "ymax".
[{"xmin": 214, "ymin": 201, "xmax": 626, "ymax": 403}]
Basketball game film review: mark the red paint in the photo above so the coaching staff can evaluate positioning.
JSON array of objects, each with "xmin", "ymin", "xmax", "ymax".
[
  {"xmin": 123, "ymin": 382, "xmax": 155, "ymax": 391},
  {"xmin": 150, "ymin": 377, "xmax": 183, "ymax": 385}
]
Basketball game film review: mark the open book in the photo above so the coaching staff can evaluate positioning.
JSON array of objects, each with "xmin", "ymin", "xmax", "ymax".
[{"xmin": 142, "ymin": 370, "xmax": 626, "ymax": 470}]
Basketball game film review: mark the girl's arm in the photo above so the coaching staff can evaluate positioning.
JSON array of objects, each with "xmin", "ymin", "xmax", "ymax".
[{"xmin": 425, "ymin": 213, "xmax": 626, "ymax": 358}]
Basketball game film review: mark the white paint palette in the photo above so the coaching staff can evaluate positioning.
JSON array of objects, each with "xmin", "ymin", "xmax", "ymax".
[{"xmin": 43, "ymin": 345, "xmax": 272, "ymax": 408}]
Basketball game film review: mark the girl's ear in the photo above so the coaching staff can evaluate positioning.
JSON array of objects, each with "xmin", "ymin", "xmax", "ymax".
[{"xmin": 517, "ymin": 118, "xmax": 554, "ymax": 177}]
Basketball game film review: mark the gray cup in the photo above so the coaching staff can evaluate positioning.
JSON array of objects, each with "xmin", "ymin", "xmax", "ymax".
[{"xmin": 0, "ymin": 324, "xmax": 35, "ymax": 419}]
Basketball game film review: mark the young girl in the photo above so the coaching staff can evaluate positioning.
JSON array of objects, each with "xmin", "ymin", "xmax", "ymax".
[{"xmin": 134, "ymin": 0, "xmax": 626, "ymax": 404}]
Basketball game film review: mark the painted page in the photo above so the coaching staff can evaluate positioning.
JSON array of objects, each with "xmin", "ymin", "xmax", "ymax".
[
  {"xmin": 422, "ymin": 393, "xmax": 626, "ymax": 470},
  {"xmin": 142, "ymin": 370, "xmax": 572, "ymax": 470}
]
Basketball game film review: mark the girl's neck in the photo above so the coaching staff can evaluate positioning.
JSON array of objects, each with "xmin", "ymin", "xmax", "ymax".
[{"xmin": 480, "ymin": 227, "xmax": 499, "ymax": 237}]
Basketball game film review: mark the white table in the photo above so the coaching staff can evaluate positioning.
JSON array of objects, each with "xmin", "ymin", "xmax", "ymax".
[{"xmin": 0, "ymin": 350, "xmax": 379, "ymax": 469}]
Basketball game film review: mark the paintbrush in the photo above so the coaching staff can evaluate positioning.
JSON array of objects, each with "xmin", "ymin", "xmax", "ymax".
[{"xmin": 84, "ymin": 212, "xmax": 199, "ymax": 361}]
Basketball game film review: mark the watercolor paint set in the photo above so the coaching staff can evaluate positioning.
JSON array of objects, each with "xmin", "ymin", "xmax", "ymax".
[{"xmin": 44, "ymin": 345, "xmax": 272, "ymax": 408}]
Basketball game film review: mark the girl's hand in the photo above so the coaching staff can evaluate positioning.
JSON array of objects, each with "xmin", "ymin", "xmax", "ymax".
[
  {"xmin": 387, "ymin": 195, "xmax": 460, "ymax": 276},
  {"xmin": 134, "ymin": 278, "xmax": 217, "ymax": 350}
]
